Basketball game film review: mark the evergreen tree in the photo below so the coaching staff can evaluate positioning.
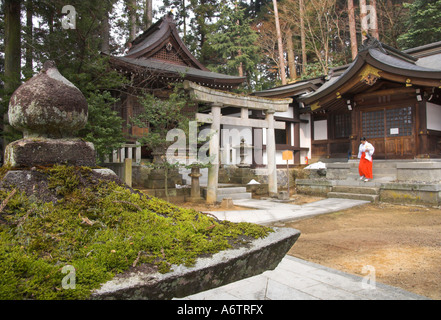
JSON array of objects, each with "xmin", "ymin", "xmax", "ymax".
[
  {"xmin": 206, "ymin": 1, "xmax": 260, "ymax": 90},
  {"xmin": 398, "ymin": 0, "xmax": 441, "ymax": 49}
]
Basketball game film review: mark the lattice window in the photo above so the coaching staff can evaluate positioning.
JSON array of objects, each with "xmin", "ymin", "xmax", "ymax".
[
  {"xmin": 334, "ymin": 113, "xmax": 351, "ymax": 138},
  {"xmin": 362, "ymin": 110, "xmax": 384, "ymax": 139},
  {"xmin": 152, "ymin": 44, "xmax": 186, "ymax": 65},
  {"xmin": 386, "ymin": 106, "xmax": 412, "ymax": 137}
]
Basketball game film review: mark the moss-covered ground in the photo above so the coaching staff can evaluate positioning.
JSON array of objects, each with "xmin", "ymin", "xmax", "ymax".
[{"xmin": 0, "ymin": 165, "xmax": 272, "ymax": 300}]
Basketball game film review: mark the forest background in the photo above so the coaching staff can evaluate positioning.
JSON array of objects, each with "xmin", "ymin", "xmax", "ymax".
[{"xmin": 1, "ymin": 0, "xmax": 441, "ymax": 159}]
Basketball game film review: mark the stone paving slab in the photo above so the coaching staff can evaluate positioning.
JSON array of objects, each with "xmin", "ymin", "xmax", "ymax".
[
  {"xmin": 180, "ymin": 255, "xmax": 429, "ymax": 300},
  {"xmin": 206, "ymin": 198, "xmax": 370, "ymax": 224}
]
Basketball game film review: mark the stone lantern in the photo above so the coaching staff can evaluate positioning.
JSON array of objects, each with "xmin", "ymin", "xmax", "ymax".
[
  {"xmin": 4, "ymin": 61, "xmax": 96, "ymax": 168},
  {"xmin": 188, "ymin": 165, "xmax": 204, "ymax": 202}
]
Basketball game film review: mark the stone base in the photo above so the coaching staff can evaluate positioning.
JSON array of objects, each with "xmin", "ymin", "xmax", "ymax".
[
  {"xmin": 141, "ymin": 187, "xmax": 191, "ymax": 202},
  {"xmin": 145, "ymin": 168, "xmax": 183, "ymax": 189},
  {"xmin": 230, "ymin": 167, "xmax": 256, "ymax": 184},
  {"xmin": 0, "ymin": 168, "xmax": 122, "ymax": 204},
  {"xmin": 4, "ymin": 138, "xmax": 96, "ymax": 168},
  {"xmin": 187, "ymin": 196, "xmax": 205, "ymax": 203},
  {"xmin": 295, "ymin": 179, "xmax": 334, "ymax": 197}
]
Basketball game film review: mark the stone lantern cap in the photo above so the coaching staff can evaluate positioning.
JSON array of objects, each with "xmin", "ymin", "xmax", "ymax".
[
  {"xmin": 4, "ymin": 61, "xmax": 96, "ymax": 168},
  {"xmin": 8, "ymin": 60, "xmax": 88, "ymax": 138}
]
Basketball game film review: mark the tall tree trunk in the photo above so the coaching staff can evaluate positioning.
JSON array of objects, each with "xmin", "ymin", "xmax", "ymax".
[
  {"xmin": 143, "ymin": 0, "xmax": 153, "ymax": 29},
  {"xmin": 348, "ymin": 0, "xmax": 358, "ymax": 60},
  {"xmin": 25, "ymin": 0, "xmax": 33, "ymax": 79},
  {"xmin": 101, "ymin": 10, "xmax": 110, "ymax": 54},
  {"xmin": 286, "ymin": 28, "xmax": 297, "ymax": 81},
  {"xmin": 272, "ymin": 0, "xmax": 287, "ymax": 85},
  {"xmin": 128, "ymin": 0, "xmax": 137, "ymax": 41},
  {"xmin": 370, "ymin": 0, "xmax": 379, "ymax": 40},
  {"xmin": 182, "ymin": 0, "xmax": 187, "ymax": 37},
  {"xmin": 299, "ymin": 0, "xmax": 307, "ymax": 74},
  {"xmin": 4, "ymin": 0, "xmax": 22, "ymax": 154},
  {"xmin": 4, "ymin": 0, "xmax": 22, "ymax": 96},
  {"xmin": 235, "ymin": 3, "xmax": 244, "ymax": 78},
  {"xmin": 360, "ymin": 0, "xmax": 368, "ymax": 42}
]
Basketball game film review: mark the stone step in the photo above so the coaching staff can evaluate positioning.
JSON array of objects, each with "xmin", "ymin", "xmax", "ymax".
[
  {"xmin": 347, "ymin": 168, "xmax": 398, "ymax": 175},
  {"xmin": 327, "ymin": 192, "xmax": 379, "ymax": 203},
  {"xmin": 216, "ymin": 192, "xmax": 252, "ymax": 202},
  {"xmin": 217, "ymin": 187, "xmax": 247, "ymax": 194},
  {"xmin": 202, "ymin": 186, "xmax": 252, "ymax": 202},
  {"xmin": 332, "ymin": 186, "xmax": 379, "ymax": 195},
  {"xmin": 334, "ymin": 179, "xmax": 382, "ymax": 187},
  {"xmin": 346, "ymin": 173, "xmax": 396, "ymax": 182},
  {"xmin": 336, "ymin": 161, "xmax": 401, "ymax": 170}
]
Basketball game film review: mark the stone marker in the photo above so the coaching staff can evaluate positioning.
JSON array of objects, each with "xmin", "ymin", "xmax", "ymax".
[
  {"xmin": 220, "ymin": 197, "xmax": 234, "ymax": 209},
  {"xmin": 278, "ymin": 191, "xmax": 290, "ymax": 200},
  {"xmin": 4, "ymin": 60, "xmax": 96, "ymax": 168},
  {"xmin": 188, "ymin": 165, "xmax": 204, "ymax": 202}
]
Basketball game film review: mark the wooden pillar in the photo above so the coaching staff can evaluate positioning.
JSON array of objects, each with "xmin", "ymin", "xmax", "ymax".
[
  {"xmin": 350, "ymin": 108, "xmax": 359, "ymax": 158},
  {"xmin": 417, "ymin": 100, "xmax": 428, "ymax": 157},
  {"xmin": 294, "ymin": 122, "xmax": 301, "ymax": 164},
  {"xmin": 266, "ymin": 109, "xmax": 277, "ymax": 196},
  {"xmin": 206, "ymin": 104, "xmax": 221, "ymax": 204}
]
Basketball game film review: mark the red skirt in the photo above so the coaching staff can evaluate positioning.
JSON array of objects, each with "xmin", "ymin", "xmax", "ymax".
[{"xmin": 359, "ymin": 153, "xmax": 373, "ymax": 179}]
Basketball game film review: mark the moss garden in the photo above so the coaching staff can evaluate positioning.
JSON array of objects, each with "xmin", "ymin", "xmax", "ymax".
[{"xmin": 0, "ymin": 165, "xmax": 272, "ymax": 300}]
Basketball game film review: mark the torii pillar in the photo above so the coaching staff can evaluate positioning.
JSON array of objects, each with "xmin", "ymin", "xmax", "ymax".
[
  {"xmin": 266, "ymin": 109, "xmax": 277, "ymax": 196},
  {"xmin": 206, "ymin": 104, "xmax": 221, "ymax": 204}
]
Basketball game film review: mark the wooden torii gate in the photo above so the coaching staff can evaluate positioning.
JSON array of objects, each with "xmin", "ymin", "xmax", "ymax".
[{"xmin": 183, "ymin": 81, "xmax": 293, "ymax": 204}]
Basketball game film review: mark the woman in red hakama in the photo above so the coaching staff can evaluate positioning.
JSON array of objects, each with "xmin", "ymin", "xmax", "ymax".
[{"xmin": 358, "ymin": 137, "xmax": 375, "ymax": 182}]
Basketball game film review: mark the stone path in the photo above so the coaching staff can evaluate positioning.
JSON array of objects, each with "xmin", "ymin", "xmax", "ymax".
[
  {"xmin": 182, "ymin": 255, "xmax": 427, "ymax": 300},
  {"xmin": 179, "ymin": 198, "xmax": 430, "ymax": 300},
  {"xmin": 207, "ymin": 198, "xmax": 371, "ymax": 225}
]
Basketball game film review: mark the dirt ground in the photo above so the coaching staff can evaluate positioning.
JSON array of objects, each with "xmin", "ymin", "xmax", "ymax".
[
  {"xmin": 178, "ymin": 195, "xmax": 441, "ymax": 300},
  {"xmin": 281, "ymin": 201, "xmax": 441, "ymax": 300}
]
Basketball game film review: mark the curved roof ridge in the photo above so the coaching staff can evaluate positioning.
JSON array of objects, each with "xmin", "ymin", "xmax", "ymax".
[{"xmin": 124, "ymin": 13, "xmax": 208, "ymax": 71}]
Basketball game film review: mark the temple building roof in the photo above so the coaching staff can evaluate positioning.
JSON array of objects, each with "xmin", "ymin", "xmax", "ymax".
[
  {"xmin": 252, "ymin": 77, "xmax": 325, "ymax": 99},
  {"xmin": 298, "ymin": 35, "xmax": 441, "ymax": 112},
  {"xmin": 106, "ymin": 13, "xmax": 246, "ymax": 90}
]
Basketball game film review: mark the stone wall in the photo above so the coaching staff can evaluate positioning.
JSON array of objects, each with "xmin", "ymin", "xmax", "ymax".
[
  {"xmin": 380, "ymin": 183, "xmax": 441, "ymax": 206},
  {"xmin": 396, "ymin": 162, "xmax": 441, "ymax": 182}
]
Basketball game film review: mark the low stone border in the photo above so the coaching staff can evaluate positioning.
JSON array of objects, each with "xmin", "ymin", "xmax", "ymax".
[{"xmin": 91, "ymin": 227, "xmax": 300, "ymax": 300}]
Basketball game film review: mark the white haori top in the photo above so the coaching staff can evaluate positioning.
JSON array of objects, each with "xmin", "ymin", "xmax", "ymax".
[{"xmin": 358, "ymin": 142, "xmax": 375, "ymax": 162}]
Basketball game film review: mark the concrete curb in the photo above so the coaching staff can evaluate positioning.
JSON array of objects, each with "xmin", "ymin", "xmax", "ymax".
[{"xmin": 91, "ymin": 227, "xmax": 300, "ymax": 300}]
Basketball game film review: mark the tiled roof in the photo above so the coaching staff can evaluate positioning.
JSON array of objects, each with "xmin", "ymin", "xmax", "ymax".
[{"xmin": 108, "ymin": 13, "xmax": 245, "ymax": 88}]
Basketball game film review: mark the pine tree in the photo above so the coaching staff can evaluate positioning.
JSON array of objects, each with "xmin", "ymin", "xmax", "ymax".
[
  {"xmin": 398, "ymin": 0, "xmax": 441, "ymax": 49},
  {"xmin": 206, "ymin": 1, "xmax": 260, "ymax": 89}
]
